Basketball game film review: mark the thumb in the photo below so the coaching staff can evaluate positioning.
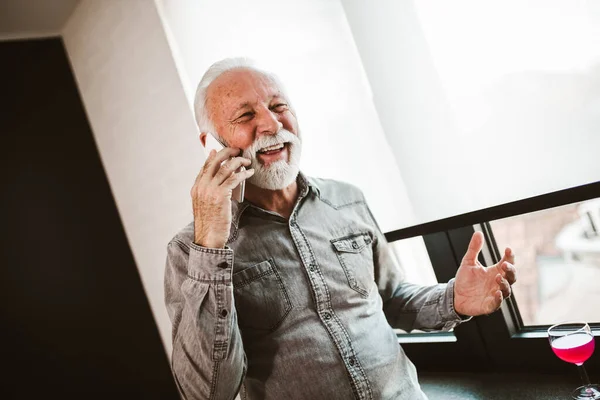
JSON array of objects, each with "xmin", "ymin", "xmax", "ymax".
[{"xmin": 462, "ymin": 231, "xmax": 484, "ymax": 264}]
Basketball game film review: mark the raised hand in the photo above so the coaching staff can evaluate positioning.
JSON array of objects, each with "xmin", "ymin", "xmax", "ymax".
[
  {"xmin": 190, "ymin": 147, "xmax": 254, "ymax": 248},
  {"xmin": 453, "ymin": 231, "xmax": 517, "ymax": 317}
]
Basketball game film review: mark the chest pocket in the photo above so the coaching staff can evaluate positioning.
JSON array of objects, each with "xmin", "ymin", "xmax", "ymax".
[
  {"xmin": 331, "ymin": 232, "xmax": 375, "ymax": 298},
  {"xmin": 232, "ymin": 259, "xmax": 292, "ymax": 331}
]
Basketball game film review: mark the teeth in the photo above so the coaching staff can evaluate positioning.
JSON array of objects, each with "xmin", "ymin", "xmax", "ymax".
[{"xmin": 259, "ymin": 143, "xmax": 285, "ymax": 153}]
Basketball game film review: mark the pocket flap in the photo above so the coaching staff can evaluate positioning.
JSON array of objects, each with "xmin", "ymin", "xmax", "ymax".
[
  {"xmin": 233, "ymin": 259, "xmax": 275, "ymax": 288},
  {"xmin": 331, "ymin": 233, "xmax": 372, "ymax": 253}
]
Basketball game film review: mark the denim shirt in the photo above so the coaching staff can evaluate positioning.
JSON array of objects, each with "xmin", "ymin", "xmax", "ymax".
[{"xmin": 164, "ymin": 173, "xmax": 466, "ymax": 400}]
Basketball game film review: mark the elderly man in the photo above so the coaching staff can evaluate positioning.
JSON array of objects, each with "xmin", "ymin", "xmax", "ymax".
[{"xmin": 164, "ymin": 58, "xmax": 517, "ymax": 400}]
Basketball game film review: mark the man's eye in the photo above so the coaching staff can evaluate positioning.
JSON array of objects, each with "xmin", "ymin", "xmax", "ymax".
[
  {"xmin": 238, "ymin": 112, "xmax": 254, "ymax": 120},
  {"xmin": 272, "ymin": 103, "xmax": 288, "ymax": 112}
]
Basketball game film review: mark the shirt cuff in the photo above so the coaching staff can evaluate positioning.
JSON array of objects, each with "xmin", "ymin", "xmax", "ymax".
[
  {"xmin": 186, "ymin": 242, "xmax": 234, "ymax": 284},
  {"xmin": 440, "ymin": 278, "xmax": 472, "ymax": 330}
]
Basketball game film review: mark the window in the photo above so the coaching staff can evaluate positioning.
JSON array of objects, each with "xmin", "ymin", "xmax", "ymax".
[
  {"xmin": 386, "ymin": 182, "xmax": 600, "ymax": 371},
  {"xmin": 342, "ymin": 0, "xmax": 600, "ymax": 227},
  {"xmin": 490, "ymin": 199, "xmax": 600, "ymax": 326},
  {"xmin": 389, "ymin": 237, "xmax": 437, "ymax": 287},
  {"xmin": 389, "ymin": 237, "xmax": 450, "ymax": 340},
  {"xmin": 411, "ymin": 0, "xmax": 600, "ymax": 216}
]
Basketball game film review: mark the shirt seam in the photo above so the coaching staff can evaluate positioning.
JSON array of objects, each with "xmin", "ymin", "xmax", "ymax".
[
  {"xmin": 209, "ymin": 360, "xmax": 220, "ymax": 400},
  {"xmin": 318, "ymin": 197, "xmax": 366, "ymax": 210}
]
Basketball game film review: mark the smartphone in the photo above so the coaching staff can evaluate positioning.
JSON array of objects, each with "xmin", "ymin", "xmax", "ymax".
[{"xmin": 204, "ymin": 133, "xmax": 246, "ymax": 202}]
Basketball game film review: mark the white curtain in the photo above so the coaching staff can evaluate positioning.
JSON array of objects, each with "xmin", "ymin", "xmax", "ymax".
[{"xmin": 343, "ymin": 0, "xmax": 600, "ymax": 229}]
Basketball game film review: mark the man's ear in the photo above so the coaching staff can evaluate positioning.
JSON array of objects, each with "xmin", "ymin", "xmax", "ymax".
[{"xmin": 199, "ymin": 132, "xmax": 207, "ymax": 147}]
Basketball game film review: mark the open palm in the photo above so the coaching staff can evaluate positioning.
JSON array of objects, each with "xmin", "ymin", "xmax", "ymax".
[{"xmin": 454, "ymin": 231, "xmax": 517, "ymax": 317}]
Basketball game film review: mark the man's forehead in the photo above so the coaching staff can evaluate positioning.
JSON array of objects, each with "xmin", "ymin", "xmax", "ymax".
[{"xmin": 209, "ymin": 68, "xmax": 282, "ymax": 102}]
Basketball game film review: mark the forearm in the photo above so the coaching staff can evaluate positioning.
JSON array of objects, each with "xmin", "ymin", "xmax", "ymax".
[
  {"xmin": 383, "ymin": 279, "xmax": 468, "ymax": 332},
  {"xmin": 165, "ymin": 241, "xmax": 246, "ymax": 400}
]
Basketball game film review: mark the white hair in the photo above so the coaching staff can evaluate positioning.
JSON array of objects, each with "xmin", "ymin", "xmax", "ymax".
[{"xmin": 193, "ymin": 57, "xmax": 291, "ymax": 141}]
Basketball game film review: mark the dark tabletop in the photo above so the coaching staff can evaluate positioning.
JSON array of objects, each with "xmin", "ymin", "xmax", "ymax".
[{"xmin": 419, "ymin": 371, "xmax": 595, "ymax": 400}]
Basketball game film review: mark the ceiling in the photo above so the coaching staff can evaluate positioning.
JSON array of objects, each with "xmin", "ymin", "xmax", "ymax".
[{"xmin": 0, "ymin": 0, "xmax": 80, "ymax": 40}]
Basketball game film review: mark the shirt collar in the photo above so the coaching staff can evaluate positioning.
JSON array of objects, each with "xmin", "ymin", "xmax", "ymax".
[
  {"xmin": 230, "ymin": 171, "xmax": 320, "ymax": 228},
  {"xmin": 300, "ymin": 171, "xmax": 321, "ymax": 198}
]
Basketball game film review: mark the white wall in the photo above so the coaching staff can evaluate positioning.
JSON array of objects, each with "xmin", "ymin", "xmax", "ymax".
[
  {"xmin": 63, "ymin": 0, "xmax": 200, "ymax": 352},
  {"xmin": 156, "ymin": 0, "xmax": 417, "ymax": 233}
]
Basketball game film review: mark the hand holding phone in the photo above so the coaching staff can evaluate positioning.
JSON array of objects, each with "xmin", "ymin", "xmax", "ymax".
[
  {"xmin": 203, "ymin": 133, "xmax": 246, "ymax": 202},
  {"xmin": 191, "ymin": 138, "xmax": 253, "ymax": 248}
]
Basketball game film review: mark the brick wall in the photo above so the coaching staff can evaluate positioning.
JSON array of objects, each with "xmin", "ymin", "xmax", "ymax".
[{"xmin": 490, "ymin": 204, "xmax": 579, "ymax": 324}]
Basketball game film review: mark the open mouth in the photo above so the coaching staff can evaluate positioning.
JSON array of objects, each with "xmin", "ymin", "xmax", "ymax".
[
  {"xmin": 256, "ymin": 142, "xmax": 289, "ymax": 164},
  {"xmin": 257, "ymin": 142, "xmax": 286, "ymax": 155}
]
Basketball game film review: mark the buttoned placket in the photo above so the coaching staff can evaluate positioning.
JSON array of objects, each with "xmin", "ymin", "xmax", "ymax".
[{"xmin": 286, "ymin": 184, "xmax": 373, "ymax": 400}]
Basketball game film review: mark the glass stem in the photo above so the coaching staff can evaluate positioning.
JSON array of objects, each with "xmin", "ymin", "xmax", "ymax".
[{"xmin": 578, "ymin": 364, "xmax": 591, "ymax": 387}]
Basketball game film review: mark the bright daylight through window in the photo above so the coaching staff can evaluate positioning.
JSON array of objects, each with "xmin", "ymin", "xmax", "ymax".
[
  {"xmin": 491, "ymin": 198, "xmax": 600, "ymax": 326},
  {"xmin": 412, "ymin": 0, "xmax": 600, "ymax": 217},
  {"xmin": 412, "ymin": 0, "xmax": 600, "ymax": 326}
]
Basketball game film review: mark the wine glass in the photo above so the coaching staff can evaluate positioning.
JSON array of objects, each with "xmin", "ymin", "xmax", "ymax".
[{"xmin": 548, "ymin": 322, "xmax": 600, "ymax": 399}]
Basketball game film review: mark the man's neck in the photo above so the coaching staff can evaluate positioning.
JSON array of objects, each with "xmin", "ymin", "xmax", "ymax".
[{"xmin": 244, "ymin": 180, "xmax": 299, "ymax": 220}]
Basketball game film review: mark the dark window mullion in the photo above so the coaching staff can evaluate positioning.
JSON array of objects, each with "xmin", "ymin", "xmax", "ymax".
[{"xmin": 480, "ymin": 222, "xmax": 524, "ymax": 334}]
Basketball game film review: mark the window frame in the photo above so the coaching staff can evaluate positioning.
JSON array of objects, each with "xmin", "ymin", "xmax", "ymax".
[{"xmin": 385, "ymin": 180, "xmax": 600, "ymax": 372}]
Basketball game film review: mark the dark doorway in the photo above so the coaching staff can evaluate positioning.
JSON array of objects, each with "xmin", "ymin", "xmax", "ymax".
[{"xmin": 0, "ymin": 38, "xmax": 179, "ymax": 400}]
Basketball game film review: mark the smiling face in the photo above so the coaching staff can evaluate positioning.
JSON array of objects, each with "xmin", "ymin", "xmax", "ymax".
[{"xmin": 204, "ymin": 68, "xmax": 302, "ymax": 190}]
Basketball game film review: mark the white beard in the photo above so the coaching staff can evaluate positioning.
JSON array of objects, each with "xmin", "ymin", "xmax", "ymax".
[{"xmin": 242, "ymin": 129, "xmax": 302, "ymax": 190}]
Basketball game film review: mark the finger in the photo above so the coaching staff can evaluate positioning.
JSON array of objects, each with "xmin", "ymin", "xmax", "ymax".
[
  {"xmin": 482, "ymin": 290, "xmax": 503, "ymax": 315},
  {"xmin": 491, "ymin": 290, "xmax": 503, "ymax": 312},
  {"xmin": 191, "ymin": 149, "xmax": 218, "ymax": 198},
  {"xmin": 501, "ymin": 261, "xmax": 517, "ymax": 285},
  {"xmin": 214, "ymin": 157, "xmax": 252, "ymax": 184},
  {"xmin": 499, "ymin": 247, "xmax": 515, "ymax": 266},
  {"xmin": 462, "ymin": 231, "xmax": 484, "ymax": 264},
  {"xmin": 203, "ymin": 147, "xmax": 243, "ymax": 177},
  {"xmin": 496, "ymin": 274, "xmax": 511, "ymax": 299},
  {"xmin": 196, "ymin": 149, "xmax": 217, "ymax": 183},
  {"xmin": 223, "ymin": 168, "xmax": 255, "ymax": 190}
]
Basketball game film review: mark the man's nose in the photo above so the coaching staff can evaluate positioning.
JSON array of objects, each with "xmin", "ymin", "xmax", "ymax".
[{"xmin": 256, "ymin": 106, "xmax": 283, "ymax": 135}]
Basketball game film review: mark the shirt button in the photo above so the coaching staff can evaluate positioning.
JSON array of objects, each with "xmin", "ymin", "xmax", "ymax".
[
  {"xmin": 217, "ymin": 261, "xmax": 229, "ymax": 269},
  {"xmin": 309, "ymin": 264, "xmax": 316, "ymax": 272},
  {"xmin": 220, "ymin": 309, "xmax": 228, "ymax": 318},
  {"xmin": 323, "ymin": 312, "xmax": 331, "ymax": 320},
  {"xmin": 352, "ymin": 242, "xmax": 359, "ymax": 249},
  {"xmin": 349, "ymin": 356, "xmax": 356, "ymax": 366}
]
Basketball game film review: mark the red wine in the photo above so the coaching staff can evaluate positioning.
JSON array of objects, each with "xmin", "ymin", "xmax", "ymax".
[{"xmin": 552, "ymin": 333, "xmax": 595, "ymax": 365}]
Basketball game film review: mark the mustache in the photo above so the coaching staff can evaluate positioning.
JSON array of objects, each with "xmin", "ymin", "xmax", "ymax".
[{"xmin": 244, "ymin": 129, "xmax": 300, "ymax": 157}]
